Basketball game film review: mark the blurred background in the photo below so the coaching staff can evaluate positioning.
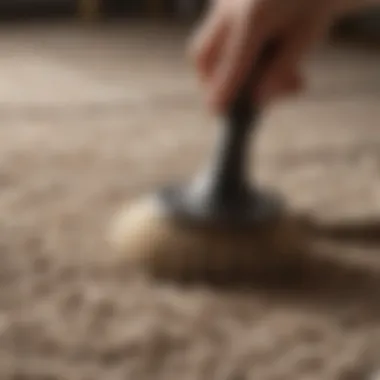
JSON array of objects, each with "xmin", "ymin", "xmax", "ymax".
[{"xmin": 0, "ymin": 0, "xmax": 379, "ymax": 30}]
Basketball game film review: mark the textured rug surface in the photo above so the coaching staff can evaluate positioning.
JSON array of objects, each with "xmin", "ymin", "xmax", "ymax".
[{"xmin": 0, "ymin": 22, "xmax": 380, "ymax": 380}]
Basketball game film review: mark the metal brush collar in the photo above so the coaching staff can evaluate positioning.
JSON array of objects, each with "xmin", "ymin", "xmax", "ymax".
[{"xmin": 159, "ymin": 43, "xmax": 283, "ymax": 229}]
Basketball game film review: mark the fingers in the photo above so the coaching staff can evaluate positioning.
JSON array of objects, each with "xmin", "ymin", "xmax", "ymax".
[
  {"xmin": 256, "ymin": 39, "xmax": 305, "ymax": 104},
  {"xmin": 257, "ymin": 8, "xmax": 333, "ymax": 103},
  {"xmin": 207, "ymin": 8, "xmax": 265, "ymax": 112},
  {"xmin": 189, "ymin": 0, "xmax": 335, "ymax": 111},
  {"xmin": 188, "ymin": 3, "xmax": 228, "ymax": 83}
]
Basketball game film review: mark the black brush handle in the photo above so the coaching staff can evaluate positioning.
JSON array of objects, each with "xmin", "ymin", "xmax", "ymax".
[{"xmin": 200, "ymin": 42, "xmax": 277, "ymax": 204}]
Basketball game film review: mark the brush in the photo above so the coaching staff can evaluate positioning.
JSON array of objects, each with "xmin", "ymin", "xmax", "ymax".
[{"xmin": 109, "ymin": 42, "xmax": 308, "ymax": 286}]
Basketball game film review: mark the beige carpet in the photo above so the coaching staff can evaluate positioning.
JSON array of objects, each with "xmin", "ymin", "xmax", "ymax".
[{"xmin": 0, "ymin": 21, "xmax": 380, "ymax": 379}]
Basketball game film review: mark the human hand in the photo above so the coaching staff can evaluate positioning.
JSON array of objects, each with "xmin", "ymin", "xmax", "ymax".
[{"xmin": 190, "ymin": 0, "xmax": 338, "ymax": 111}]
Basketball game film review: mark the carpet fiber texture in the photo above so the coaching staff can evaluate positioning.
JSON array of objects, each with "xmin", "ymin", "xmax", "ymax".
[{"xmin": 0, "ymin": 22, "xmax": 379, "ymax": 380}]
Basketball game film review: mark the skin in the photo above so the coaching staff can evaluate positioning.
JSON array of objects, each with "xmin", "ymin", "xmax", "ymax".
[{"xmin": 189, "ymin": 0, "xmax": 378, "ymax": 112}]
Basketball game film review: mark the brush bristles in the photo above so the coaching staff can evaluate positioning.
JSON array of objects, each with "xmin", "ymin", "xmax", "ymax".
[{"xmin": 109, "ymin": 196, "xmax": 310, "ymax": 285}]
